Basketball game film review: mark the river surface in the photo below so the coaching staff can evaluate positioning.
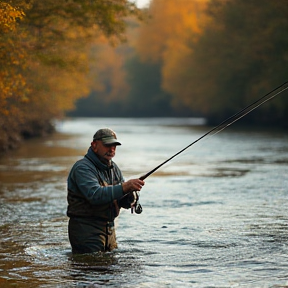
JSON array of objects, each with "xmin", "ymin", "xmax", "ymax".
[{"xmin": 0, "ymin": 117, "xmax": 287, "ymax": 288}]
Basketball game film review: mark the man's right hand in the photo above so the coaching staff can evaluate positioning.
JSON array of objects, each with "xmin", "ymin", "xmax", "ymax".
[{"xmin": 122, "ymin": 179, "xmax": 145, "ymax": 194}]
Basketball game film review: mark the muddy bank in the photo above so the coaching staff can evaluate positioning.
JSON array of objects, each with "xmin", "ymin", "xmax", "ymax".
[{"xmin": 0, "ymin": 118, "xmax": 55, "ymax": 155}]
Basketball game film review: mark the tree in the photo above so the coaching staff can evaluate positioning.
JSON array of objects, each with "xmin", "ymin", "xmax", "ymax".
[
  {"xmin": 135, "ymin": 0, "xmax": 208, "ymax": 113},
  {"xmin": 0, "ymin": 0, "xmax": 142, "ymax": 152},
  {"xmin": 0, "ymin": 1, "xmax": 28, "ymax": 149},
  {"xmin": 167, "ymin": 0, "xmax": 288, "ymax": 125}
]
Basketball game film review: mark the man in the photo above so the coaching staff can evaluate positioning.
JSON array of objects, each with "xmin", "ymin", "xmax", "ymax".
[{"xmin": 67, "ymin": 128, "xmax": 145, "ymax": 254}]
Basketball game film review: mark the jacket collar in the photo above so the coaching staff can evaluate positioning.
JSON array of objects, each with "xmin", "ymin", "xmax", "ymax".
[{"xmin": 85, "ymin": 147, "xmax": 112, "ymax": 171}]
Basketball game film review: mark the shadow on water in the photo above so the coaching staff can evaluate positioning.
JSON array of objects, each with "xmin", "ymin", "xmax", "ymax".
[
  {"xmin": 66, "ymin": 252, "xmax": 119, "ymax": 287},
  {"xmin": 64, "ymin": 249, "xmax": 144, "ymax": 287}
]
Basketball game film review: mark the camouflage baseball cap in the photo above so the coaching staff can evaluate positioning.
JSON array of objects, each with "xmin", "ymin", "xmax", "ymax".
[{"xmin": 93, "ymin": 128, "xmax": 121, "ymax": 145}]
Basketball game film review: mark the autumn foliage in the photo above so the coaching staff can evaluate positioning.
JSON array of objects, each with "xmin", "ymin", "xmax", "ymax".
[
  {"xmin": 1, "ymin": 0, "xmax": 288, "ymax": 152},
  {"xmin": 135, "ymin": 0, "xmax": 209, "ymax": 110},
  {"xmin": 133, "ymin": 0, "xmax": 288, "ymax": 123},
  {"xmin": 0, "ymin": 0, "xmax": 141, "ymax": 152},
  {"xmin": 71, "ymin": 0, "xmax": 287, "ymax": 125}
]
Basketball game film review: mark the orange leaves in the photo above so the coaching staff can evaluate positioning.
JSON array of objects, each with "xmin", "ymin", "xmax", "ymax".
[
  {"xmin": 136, "ymin": 0, "xmax": 208, "ymax": 63},
  {"xmin": 0, "ymin": 2, "xmax": 28, "ymax": 120},
  {"xmin": 0, "ymin": 0, "xmax": 144, "ymax": 152},
  {"xmin": 133, "ymin": 0, "xmax": 209, "ymax": 113},
  {"xmin": 0, "ymin": 0, "xmax": 29, "ymax": 150},
  {"xmin": 89, "ymin": 43, "xmax": 130, "ymax": 102},
  {"xmin": 0, "ymin": 2, "xmax": 25, "ymax": 33}
]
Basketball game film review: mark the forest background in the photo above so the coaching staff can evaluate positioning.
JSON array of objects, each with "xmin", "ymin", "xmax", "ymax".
[{"xmin": 1, "ymin": 0, "xmax": 288, "ymax": 153}]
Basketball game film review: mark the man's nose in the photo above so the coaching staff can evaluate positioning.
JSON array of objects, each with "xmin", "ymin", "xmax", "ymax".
[{"xmin": 109, "ymin": 145, "xmax": 116, "ymax": 151}]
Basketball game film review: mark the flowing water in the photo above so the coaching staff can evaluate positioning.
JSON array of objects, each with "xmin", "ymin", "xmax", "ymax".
[{"xmin": 0, "ymin": 117, "xmax": 287, "ymax": 288}]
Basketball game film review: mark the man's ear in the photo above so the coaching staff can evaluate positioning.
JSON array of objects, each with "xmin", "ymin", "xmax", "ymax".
[{"xmin": 91, "ymin": 141, "xmax": 97, "ymax": 151}]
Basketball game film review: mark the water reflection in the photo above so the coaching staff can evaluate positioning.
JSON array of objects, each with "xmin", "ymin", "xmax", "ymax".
[
  {"xmin": 66, "ymin": 250, "xmax": 144, "ymax": 287},
  {"xmin": 70, "ymin": 252, "xmax": 117, "ymax": 272}
]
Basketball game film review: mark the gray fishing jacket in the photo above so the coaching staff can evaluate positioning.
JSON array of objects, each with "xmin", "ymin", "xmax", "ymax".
[{"xmin": 67, "ymin": 147, "xmax": 125, "ymax": 221}]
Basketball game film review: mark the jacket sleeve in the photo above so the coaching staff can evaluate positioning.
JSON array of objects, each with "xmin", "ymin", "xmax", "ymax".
[{"xmin": 69, "ymin": 161, "xmax": 124, "ymax": 205}]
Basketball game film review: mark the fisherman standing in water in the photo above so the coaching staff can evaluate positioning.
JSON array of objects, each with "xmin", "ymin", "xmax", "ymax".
[{"xmin": 67, "ymin": 128, "xmax": 145, "ymax": 254}]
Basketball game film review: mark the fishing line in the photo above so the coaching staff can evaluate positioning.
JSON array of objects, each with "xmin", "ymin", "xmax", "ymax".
[{"xmin": 139, "ymin": 81, "xmax": 288, "ymax": 181}]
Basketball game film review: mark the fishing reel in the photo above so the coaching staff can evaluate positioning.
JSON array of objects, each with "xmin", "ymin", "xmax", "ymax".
[
  {"xmin": 131, "ymin": 191, "xmax": 142, "ymax": 214},
  {"xmin": 118, "ymin": 191, "xmax": 142, "ymax": 214}
]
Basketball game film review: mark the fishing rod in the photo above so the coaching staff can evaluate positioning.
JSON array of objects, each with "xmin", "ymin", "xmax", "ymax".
[
  {"xmin": 139, "ymin": 81, "xmax": 288, "ymax": 181},
  {"xmin": 126, "ymin": 81, "xmax": 288, "ymax": 214}
]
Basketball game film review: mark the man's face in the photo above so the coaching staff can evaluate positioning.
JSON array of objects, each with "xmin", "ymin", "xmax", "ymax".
[{"xmin": 91, "ymin": 140, "xmax": 117, "ymax": 163}]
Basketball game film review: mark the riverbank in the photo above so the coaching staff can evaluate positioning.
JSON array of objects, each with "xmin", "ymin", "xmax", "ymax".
[
  {"xmin": 0, "ymin": 118, "xmax": 55, "ymax": 155},
  {"xmin": 1, "ymin": 115, "xmax": 287, "ymax": 156}
]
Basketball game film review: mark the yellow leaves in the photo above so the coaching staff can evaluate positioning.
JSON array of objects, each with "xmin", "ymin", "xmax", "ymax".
[
  {"xmin": 0, "ymin": 2, "xmax": 25, "ymax": 33},
  {"xmin": 0, "ymin": 1, "xmax": 31, "ymax": 144},
  {"xmin": 0, "ymin": 0, "xmax": 145, "ymax": 151},
  {"xmin": 0, "ymin": 71, "xmax": 28, "ymax": 106},
  {"xmin": 136, "ymin": 0, "xmax": 209, "ymax": 63},
  {"xmin": 133, "ymin": 0, "xmax": 209, "ymax": 112},
  {"xmin": 89, "ymin": 43, "xmax": 130, "ymax": 102}
]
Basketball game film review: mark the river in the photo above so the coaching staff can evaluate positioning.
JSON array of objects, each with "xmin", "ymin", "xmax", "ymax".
[{"xmin": 0, "ymin": 117, "xmax": 287, "ymax": 288}]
